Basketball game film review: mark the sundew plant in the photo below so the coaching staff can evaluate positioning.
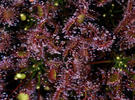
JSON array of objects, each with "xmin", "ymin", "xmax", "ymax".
[{"xmin": 0, "ymin": 0, "xmax": 135, "ymax": 100}]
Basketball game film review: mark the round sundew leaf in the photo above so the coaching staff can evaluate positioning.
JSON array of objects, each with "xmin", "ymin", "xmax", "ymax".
[
  {"xmin": 114, "ymin": 85, "xmax": 120, "ymax": 91},
  {"xmin": 109, "ymin": 73, "xmax": 119, "ymax": 83},
  {"xmin": 17, "ymin": 51, "xmax": 27, "ymax": 57},
  {"xmin": 37, "ymin": 6, "xmax": 43, "ymax": 17},
  {"xmin": 130, "ymin": 82, "xmax": 135, "ymax": 89},
  {"xmin": 77, "ymin": 14, "xmax": 85, "ymax": 24},
  {"xmin": 48, "ymin": 68, "xmax": 57, "ymax": 82}
]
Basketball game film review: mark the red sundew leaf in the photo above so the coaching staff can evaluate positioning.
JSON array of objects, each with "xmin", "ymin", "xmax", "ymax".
[
  {"xmin": 96, "ymin": 0, "xmax": 112, "ymax": 7},
  {"xmin": 17, "ymin": 80, "xmax": 37, "ymax": 100},
  {"xmin": 126, "ymin": 0, "xmax": 134, "ymax": 14},
  {"xmin": 0, "ymin": 33, "xmax": 11, "ymax": 52},
  {"xmin": 0, "ymin": 6, "xmax": 18, "ymax": 26},
  {"xmin": 12, "ymin": 0, "xmax": 25, "ymax": 7},
  {"xmin": 64, "ymin": 72, "xmax": 70, "ymax": 85},
  {"xmin": 0, "ymin": 58, "xmax": 13, "ymax": 69},
  {"xmin": 16, "ymin": 51, "xmax": 28, "ymax": 58},
  {"xmin": 30, "ymin": 4, "xmax": 45, "ymax": 19},
  {"xmin": 114, "ymin": 16, "xmax": 129, "ymax": 34},
  {"xmin": 62, "ymin": 16, "xmax": 76, "ymax": 34},
  {"xmin": 107, "ymin": 71, "xmax": 120, "ymax": 85},
  {"xmin": 114, "ymin": 0, "xmax": 134, "ymax": 34},
  {"xmin": 48, "ymin": 68, "xmax": 57, "ymax": 83},
  {"xmin": 87, "ymin": 23, "xmax": 99, "ymax": 36},
  {"xmin": 129, "ymin": 82, "xmax": 135, "ymax": 89},
  {"xmin": 63, "ymin": 40, "xmax": 78, "ymax": 58},
  {"xmin": 52, "ymin": 88, "xmax": 64, "ymax": 100}
]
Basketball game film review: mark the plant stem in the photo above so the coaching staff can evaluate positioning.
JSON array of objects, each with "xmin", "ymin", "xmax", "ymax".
[{"xmin": 88, "ymin": 60, "xmax": 113, "ymax": 65}]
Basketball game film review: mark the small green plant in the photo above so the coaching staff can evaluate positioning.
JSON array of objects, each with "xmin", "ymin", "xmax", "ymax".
[
  {"xmin": 114, "ymin": 55, "xmax": 130, "ymax": 69},
  {"xmin": 14, "ymin": 58, "xmax": 45, "ymax": 89}
]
